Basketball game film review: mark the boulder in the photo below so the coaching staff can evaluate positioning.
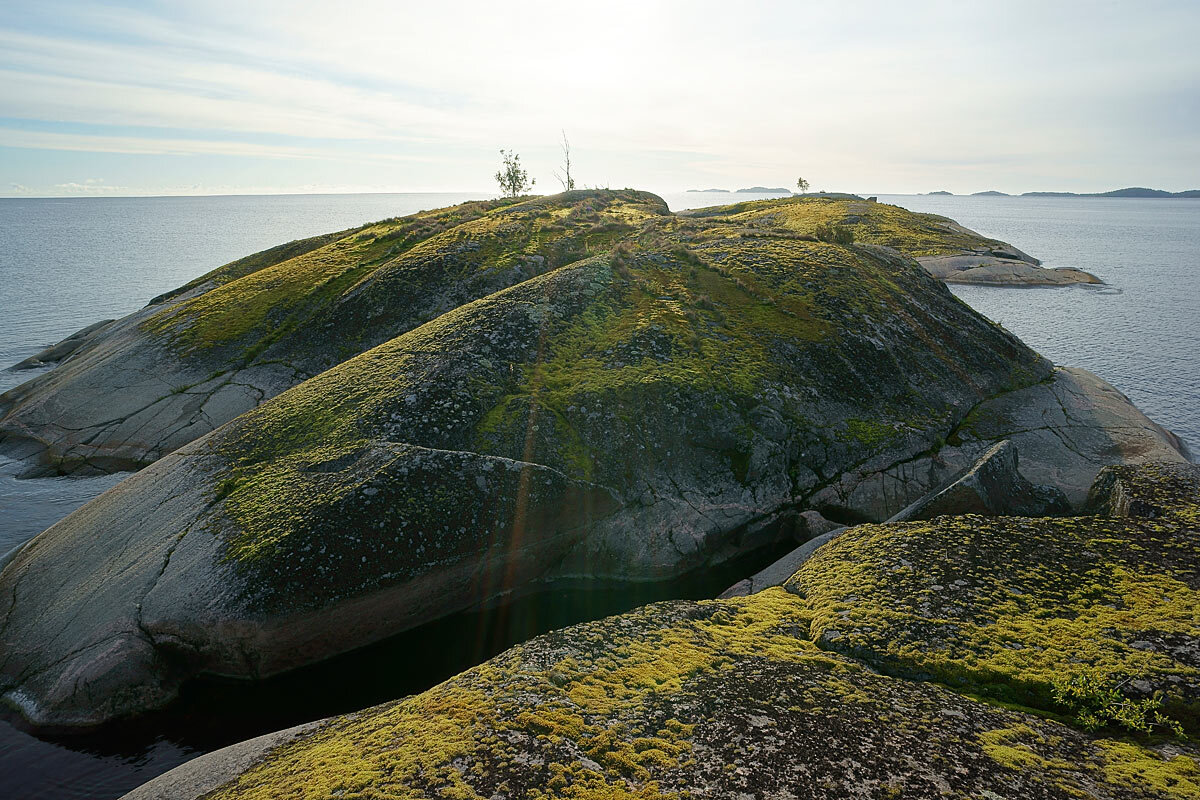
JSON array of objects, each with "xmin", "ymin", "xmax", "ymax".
[
  {"xmin": 815, "ymin": 366, "xmax": 1187, "ymax": 521},
  {"xmin": 718, "ymin": 526, "xmax": 845, "ymax": 598},
  {"xmin": 918, "ymin": 254, "xmax": 1103, "ymax": 286},
  {"xmin": 888, "ymin": 439, "xmax": 1069, "ymax": 522}
]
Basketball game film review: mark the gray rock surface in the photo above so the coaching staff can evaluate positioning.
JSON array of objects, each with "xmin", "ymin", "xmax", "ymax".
[
  {"xmin": 918, "ymin": 254, "xmax": 1103, "ymax": 285},
  {"xmin": 0, "ymin": 192, "xmax": 668, "ymax": 476},
  {"xmin": 12, "ymin": 319, "xmax": 115, "ymax": 370},
  {"xmin": 0, "ymin": 197, "xmax": 1070, "ymax": 727},
  {"xmin": 812, "ymin": 366, "xmax": 1187, "ymax": 520},
  {"xmin": 887, "ymin": 439, "xmax": 1070, "ymax": 522},
  {"xmin": 0, "ymin": 195, "xmax": 1185, "ymax": 732},
  {"xmin": 718, "ymin": 526, "xmax": 845, "ymax": 598},
  {"xmin": 119, "ymin": 721, "xmax": 320, "ymax": 800}
]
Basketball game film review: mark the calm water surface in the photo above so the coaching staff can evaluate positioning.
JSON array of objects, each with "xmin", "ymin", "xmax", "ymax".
[{"xmin": 0, "ymin": 190, "xmax": 1197, "ymax": 797}]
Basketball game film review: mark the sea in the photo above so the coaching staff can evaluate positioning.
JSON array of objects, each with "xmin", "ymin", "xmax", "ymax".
[{"xmin": 0, "ymin": 189, "xmax": 1197, "ymax": 797}]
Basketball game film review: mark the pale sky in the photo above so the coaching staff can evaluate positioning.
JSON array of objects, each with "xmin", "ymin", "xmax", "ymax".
[{"xmin": 1, "ymin": 0, "xmax": 1198, "ymax": 197}]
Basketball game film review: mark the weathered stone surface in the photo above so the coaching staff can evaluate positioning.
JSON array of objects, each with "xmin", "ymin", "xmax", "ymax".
[
  {"xmin": 888, "ymin": 439, "xmax": 1070, "ymax": 522},
  {"xmin": 816, "ymin": 366, "xmax": 1187, "ymax": 521},
  {"xmin": 3, "ymin": 193, "xmax": 1097, "ymax": 477},
  {"xmin": 12, "ymin": 318, "xmax": 115, "ymax": 370},
  {"xmin": 1, "ymin": 195, "xmax": 1069, "ymax": 726},
  {"xmin": 718, "ymin": 526, "xmax": 845, "ymax": 598},
  {"xmin": 126, "ymin": 589, "xmax": 1199, "ymax": 800},
  {"xmin": 787, "ymin": 462, "xmax": 1200, "ymax": 726}
]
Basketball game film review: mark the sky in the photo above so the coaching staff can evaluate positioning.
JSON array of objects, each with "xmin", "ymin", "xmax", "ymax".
[{"xmin": 1, "ymin": 0, "xmax": 1198, "ymax": 197}]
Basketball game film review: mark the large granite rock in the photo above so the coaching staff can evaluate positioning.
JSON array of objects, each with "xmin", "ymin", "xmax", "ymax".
[
  {"xmin": 919, "ymin": 254, "xmax": 1104, "ymax": 286},
  {"xmin": 814, "ymin": 366, "xmax": 1187, "ymax": 521},
  {"xmin": 126, "ymin": 590, "xmax": 1198, "ymax": 800},
  {"xmin": 0, "ymin": 195, "xmax": 1185, "ymax": 730},
  {"xmin": 0, "ymin": 196, "xmax": 1069, "ymax": 727},
  {"xmin": 680, "ymin": 195, "xmax": 1103, "ymax": 286},
  {"xmin": 3, "ymin": 194, "xmax": 1097, "ymax": 478}
]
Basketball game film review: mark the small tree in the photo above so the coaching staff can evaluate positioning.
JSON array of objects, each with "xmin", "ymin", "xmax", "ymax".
[
  {"xmin": 495, "ymin": 149, "xmax": 535, "ymax": 197},
  {"xmin": 552, "ymin": 130, "xmax": 575, "ymax": 191},
  {"xmin": 796, "ymin": 177, "xmax": 810, "ymax": 195}
]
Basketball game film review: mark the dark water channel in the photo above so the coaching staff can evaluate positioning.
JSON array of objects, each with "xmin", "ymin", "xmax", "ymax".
[{"xmin": 0, "ymin": 541, "xmax": 795, "ymax": 799}]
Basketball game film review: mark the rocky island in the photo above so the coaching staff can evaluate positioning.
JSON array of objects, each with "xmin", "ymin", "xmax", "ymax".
[{"xmin": 0, "ymin": 190, "xmax": 1192, "ymax": 798}]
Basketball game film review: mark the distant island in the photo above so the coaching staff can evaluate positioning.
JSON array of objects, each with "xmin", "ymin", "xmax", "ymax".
[
  {"xmin": 1022, "ymin": 187, "xmax": 1200, "ymax": 198},
  {"xmin": 925, "ymin": 187, "xmax": 1199, "ymax": 198},
  {"xmin": 736, "ymin": 186, "xmax": 791, "ymax": 193},
  {"xmin": 685, "ymin": 188, "xmax": 729, "ymax": 193}
]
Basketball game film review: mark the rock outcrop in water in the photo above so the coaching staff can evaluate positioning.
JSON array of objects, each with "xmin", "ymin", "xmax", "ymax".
[
  {"xmin": 0, "ymin": 192, "xmax": 1185, "ymax": 728},
  {"xmin": 127, "ymin": 462, "xmax": 1200, "ymax": 800},
  {"xmin": 2, "ymin": 194, "xmax": 1103, "ymax": 478}
]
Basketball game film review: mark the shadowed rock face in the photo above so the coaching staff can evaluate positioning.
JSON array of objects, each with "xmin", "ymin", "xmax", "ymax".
[
  {"xmin": 0, "ymin": 194, "xmax": 1185, "ymax": 729},
  {"xmin": 126, "ymin": 463, "xmax": 1200, "ymax": 800}
]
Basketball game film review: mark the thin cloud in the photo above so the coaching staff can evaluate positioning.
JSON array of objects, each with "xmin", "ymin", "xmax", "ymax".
[{"xmin": 2, "ymin": 0, "xmax": 1198, "ymax": 194}]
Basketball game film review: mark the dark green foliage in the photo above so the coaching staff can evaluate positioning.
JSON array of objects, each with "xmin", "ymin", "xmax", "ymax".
[
  {"xmin": 814, "ymin": 221, "xmax": 855, "ymax": 245},
  {"xmin": 1052, "ymin": 672, "xmax": 1184, "ymax": 737},
  {"xmin": 495, "ymin": 149, "xmax": 535, "ymax": 197}
]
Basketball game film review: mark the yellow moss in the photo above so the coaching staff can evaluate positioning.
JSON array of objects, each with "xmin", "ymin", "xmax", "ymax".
[
  {"xmin": 978, "ymin": 724, "xmax": 1074, "ymax": 771},
  {"xmin": 207, "ymin": 590, "xmax": 817, "ymax": 799},
  {"xmin": 1098, "ymin": 741, "xmax": 1200, "ymax": 799}
]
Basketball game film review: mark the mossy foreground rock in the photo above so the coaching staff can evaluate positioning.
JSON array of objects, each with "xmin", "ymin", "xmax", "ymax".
[
  {"xmin": 128, "ymin": 463, "xmax": 1200, "ymax": 800},
  {"xmin": 0, "ymin": 194, "xmax": 1184, "ymax": 728},
  {"xmin": 129, "ymin": 589, "xmax": 1199, "ymax": 800},
  {"xmin": 787, "ymin": 462, "xmax": 1200, "ymax": 730}
]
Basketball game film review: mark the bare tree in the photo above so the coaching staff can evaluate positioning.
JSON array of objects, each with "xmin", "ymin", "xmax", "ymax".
[
  {"xmin": 796, "ymin": 177, "xmax": 810, "ymax": 195},
  {"xmin": 552, "ymin": 130, "xmax": 575, "ymax": 191},
  {"xmin": 495, "ymin": 149, "xmax": 534, "ymax": 197}
]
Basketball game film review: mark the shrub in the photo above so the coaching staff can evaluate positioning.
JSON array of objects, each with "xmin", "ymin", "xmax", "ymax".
[
  {"xmin": 814, "ymin": 222, "xmax": 855, "ymax": 246},
  {"xmin": 1051, "ymin": 672, "xmax": 1183, "ymax": 737}
]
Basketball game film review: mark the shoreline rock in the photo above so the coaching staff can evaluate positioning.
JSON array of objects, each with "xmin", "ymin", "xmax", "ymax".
[
  {"xmin": 919, "ymin": 254, "xmax": 1104, "ymax": 286},
  {"xmin": 0, "ymin": 194, "xmax": 1110, "ymax": 478}
]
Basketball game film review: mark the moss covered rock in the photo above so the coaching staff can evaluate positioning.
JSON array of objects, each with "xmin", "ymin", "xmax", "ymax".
[
  {"xmin": 127, "ymin": 589, "xmax": 1199, "ymax": 800},
  {"xmin": 786, "ymin": 462, "xmax": 1200, "ymax": 732},
  {"xmin": 680, "ymin": 194, "xmax": 1102, "ymax": 285},
  {"xmin": 0, "ymin": 195, "xmax": 1182, "ymax": 729}
]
